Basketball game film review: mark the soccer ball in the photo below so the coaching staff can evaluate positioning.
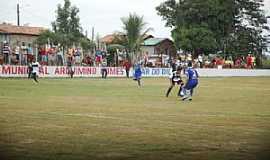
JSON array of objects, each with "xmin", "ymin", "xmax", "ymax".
[{"xmin": 179, "ymin": 89, "xmax": 185, "ymax": 97}]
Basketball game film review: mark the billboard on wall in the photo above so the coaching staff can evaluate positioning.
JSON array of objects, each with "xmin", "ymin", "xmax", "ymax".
[
  {"xmin": 0, "ymin": 65, "xmax": 171, "ymax": 78},
  {"xmin": 0, "ymin": 65, "xmax": 270, "ymax": 77}
]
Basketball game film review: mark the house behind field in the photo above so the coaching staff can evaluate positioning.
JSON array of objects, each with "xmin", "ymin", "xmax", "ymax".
[
  {"xmin": 141, "ymin": 38, "xmax": 176, "ymax": 67},
  {"xmin": 100, "ymin": 34, "xmax": 176, "ymax": 67},
  {"xmin": 0, "ymin": 23, "xmax": 46, "ymax": 54}
]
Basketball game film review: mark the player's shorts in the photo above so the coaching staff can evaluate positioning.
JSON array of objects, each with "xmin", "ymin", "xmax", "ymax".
[
  {"xmin": 171, "ymin": 78, "xmax": 183, "ymax": 85},
  {"xmin": 185, "ymin": 80, "xmax": 198, "ymax": 90}
]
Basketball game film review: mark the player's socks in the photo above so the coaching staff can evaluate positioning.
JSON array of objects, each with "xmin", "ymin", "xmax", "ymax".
[
  {"xmin": 182, "ymin": 97, "xmax": 188, "ymax": 101},
  {"xmin": 182, "ymin": 89, "xmax": 191, "ymax": 101},
  {"xmin": 138, "ymin": 80, "xmax": 141, "ymax": 86},
  {"xmin": 166, "ymin": 87, "xmax": 172, "ymax": 97}
]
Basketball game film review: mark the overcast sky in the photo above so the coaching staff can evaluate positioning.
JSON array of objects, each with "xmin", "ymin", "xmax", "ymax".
[{"xmin": 0, "ymin": 0, "xmax": 269, "ymax": 39}]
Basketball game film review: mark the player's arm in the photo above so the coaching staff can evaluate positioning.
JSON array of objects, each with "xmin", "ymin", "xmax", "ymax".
[
  {"xmin": 195, "ymin": 70, "xmax": 199, "ymax": 78},
  {"xmin": 183, "ymin": 69, "xmax": 189, "ymax": 85}
]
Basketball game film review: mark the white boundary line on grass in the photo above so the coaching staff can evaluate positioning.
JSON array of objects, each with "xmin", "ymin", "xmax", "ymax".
[{"xmin": 47, "ymin": 112, "xmax": 268, "ymax": 132}]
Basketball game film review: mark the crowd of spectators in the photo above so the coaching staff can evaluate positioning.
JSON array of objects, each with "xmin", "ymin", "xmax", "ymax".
[
  {"xmin": 0, "ymin": 41, "xmax": 35, "ymax": 65},
  {"xmin": 174, "ymin": 53, "xmax": 257, "ymax": 69},
  {"xmin": 0, "ymin": 41, "xmax": 257, "ymax": 69},
  {"xmin": 38, "ymin": 46, "xmax": 85, "ymax": 66},
  {"xmin": 0, "ymin": 42, "xmax": 105, "ymax": 67}
]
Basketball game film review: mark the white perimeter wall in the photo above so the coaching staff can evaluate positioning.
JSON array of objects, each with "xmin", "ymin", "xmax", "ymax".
[{"xmin": 0, "ymin": 65, "xmax": 270, "ymax": 78}]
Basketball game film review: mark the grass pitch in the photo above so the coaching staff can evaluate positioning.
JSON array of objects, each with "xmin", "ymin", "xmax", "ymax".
[{"xmin": 0, "ymin": 77, "xmax": 270, "ymax": 160}]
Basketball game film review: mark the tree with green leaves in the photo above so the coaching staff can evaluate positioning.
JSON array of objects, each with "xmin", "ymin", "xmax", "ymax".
[
  {"xmin": 156, "ymin": 0, "xmax": 269, "ymax": 65},
  {"xmin": 157, "ymin": 0, "xmax": 235, "ymax": 56},
  {"xmin": 36, "ymin": 0, "xmax": 94, "ymax": 53},
  {"xmin": 229, "ymin": 0, "xmax": 269, "ymax": 66},
  {"xmin": 118, "ymin": 13, "xmax": 153, "ymax": 62},
  {"xmin": 51, "ymin": 0, "xmax": 83, "ymax": 48}
]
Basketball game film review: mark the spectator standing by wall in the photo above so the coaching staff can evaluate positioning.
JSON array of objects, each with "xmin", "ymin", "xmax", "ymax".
[
  {"xmin": 48, "ymin": 47, "xmax": 56, "ymax": 66},
  {"xmin": 27, "ymin": 44, "xmax": 34, "ymax": 63},
  {"xmin": 14, "ymin": 45, "xmax": 20, "ymax": 65},
  {"xmin": 198, "ymin": 54, "xmax": 203, "ymax": 68},
  {"xmin": 101, "ymin": 58, "xmax": 107, "ymax": 79},
  {"xmin": 187, "ymin": 53, "xmax": 192, "ymax": 64},
  {"xmin": 251, "ymin": 55, "xmax": 256, "ymax": 69},
  {"xmin": 74, "ymin": 48, "xmax": 81, "ymax": 66},
  {"xmin": 246, "ymin": 54, "xmax": 252, "ymax": 69},
  {"xmin": 56, "ymin": 48, "xmax": 64, "ymax": 66},
  {"xmin": 67, "ymin": 53, "xmax": 74, "ymax": 78},
  {"xmin": 123, "ymin": 60, "xmax": 131, "ymax": 78},
  {"xmin": 2, "ymin": 41, "xmax": 11, "ymax": 64},
  {"xmin": 21, "ymin": 42, "xmax": 28, "ymax": 65},
  {"xmin": 0, "ymin": 49, "xmax": 3, "ymax": 65},
  {"xmin": 235, "ymin": 57, "xmax": 241, "ymax": 68},
  {"xmin": 40, "ymin": 47, "xmax": 47, "ymax": 65}
]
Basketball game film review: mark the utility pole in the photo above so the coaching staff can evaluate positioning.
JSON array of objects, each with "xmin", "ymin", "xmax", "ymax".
[
  {"xmin": 17, "ymin": 3, "xmax": 20, "ymax": 26},
  {"xmin": 91, "ymin": 27, "xmax": 94, "ymax": 42},
  {"xmin": 92, "ymin": 27, "xmax": 95, "ymax": 55}
]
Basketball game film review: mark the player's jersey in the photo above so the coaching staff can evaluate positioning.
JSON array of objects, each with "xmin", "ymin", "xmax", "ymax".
[
  {"xmin": 171, "ymin": 63, "xmax": 177, "ymax": 72},
  {"xmin": 186, "ymin": 67, "xmax": 198, "ymax": 81},
  {"xmin": 134, "ymin": 64, "xmax": 142, "ymax": 79},
  {"xmin": 172, "ymin": 71, "xmax": 181, "ymax": 82},
  {"xmin": 32, "ymin": 62, "xmax": 40, "ymax": 74},
  {"xmin": 169, "ymin": 63, "xmax": 179, "ymax": 79}
]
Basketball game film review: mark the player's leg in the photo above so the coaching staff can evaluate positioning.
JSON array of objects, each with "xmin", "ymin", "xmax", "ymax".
[
  {"xmin": 182, "ymin": 82, "xmax": 197, "ymax": 101},
  {"xmin": 182, "ymin": 82, "xmax": 192, "ymax": 101},
  {"xmin": 104, "ymin": 69, "xmax": 107, "ymax": 78},
  {"xmin": 182, "ymin": 89, "xmax": 191, "ymax": 101},
  {"xmin": 32, "ymin": 73, "xmax": 38, "ymax": 83},
  {"xmin": 70, "ymin": 67, "xmax": 74, "ymax": 78},
  {"xmin": 166, "ymin": 86, "xmax": 173, "ymax": 97},
  {"xmin": 137, "ymin": 78, "xmax": 141, "ymax": 86},
  {"xmin": 178, "ymin": 84, "xmax": 184, "ymax": 97},
  {"xmin": 28, "ymin": 68, "xmax": 32, "ymax": 79},
  {"xmin": 126, "ymin": 69, "xmax": 129, "ymax": 78},
  {"xmin": 166, "ymin": 80, "xmax": 175, "ymax": 97},
  {"xmin": 177, "ymin": 81, "xmax": 184, "ymax": 97},
  {"xmin": 71, "ymin": 70, "xmax": 74, "ymax": 78}
]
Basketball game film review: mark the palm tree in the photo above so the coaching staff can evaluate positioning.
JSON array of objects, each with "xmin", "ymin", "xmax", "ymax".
[{"xmin": 119, "ymin": 13, "xmax": 153, "ymax": 63}]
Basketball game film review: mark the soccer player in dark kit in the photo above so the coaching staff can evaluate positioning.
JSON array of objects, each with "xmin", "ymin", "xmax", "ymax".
[{"xmin": 166, "ymin": 65, "xmax": 184, "ymax": 97}]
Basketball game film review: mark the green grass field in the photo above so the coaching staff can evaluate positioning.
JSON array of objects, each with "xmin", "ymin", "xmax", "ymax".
[{"xmin": 0, "ymin": 77, "xmax": 270, "ymax": 160}]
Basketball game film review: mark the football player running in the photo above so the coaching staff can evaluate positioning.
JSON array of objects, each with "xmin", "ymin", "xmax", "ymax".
[{"xmin": 182, "ymin": 62, "xmax": 199, "ymax": 101}]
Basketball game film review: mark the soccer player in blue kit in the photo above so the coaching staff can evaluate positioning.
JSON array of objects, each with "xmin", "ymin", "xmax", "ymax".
[
  {"xmin": 133, "ymin": 62, "xmax": 142, "ymax": 86},
  {"xmin": 182, "ymin": 62, "xmax": 199, "ymax": 101}
]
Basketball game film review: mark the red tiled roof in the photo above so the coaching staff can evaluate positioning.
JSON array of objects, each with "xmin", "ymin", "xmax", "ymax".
[
  {"xmin": 100, "ymin": 34, "xmax": 154, "ymax": 44},
  {"xmin": 100, "ymin": 34, "xmax": 116, "ymax": 44},
  {"xmin": 0, "ymin": 23, "xmax": 46, "ymax": 36}
]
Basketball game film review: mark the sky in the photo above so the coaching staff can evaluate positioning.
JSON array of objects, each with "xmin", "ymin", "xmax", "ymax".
[{"xmin": 0, "ymin": 0, "xmax": 270, "ymax": 39}]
